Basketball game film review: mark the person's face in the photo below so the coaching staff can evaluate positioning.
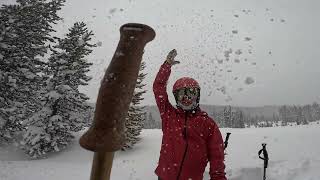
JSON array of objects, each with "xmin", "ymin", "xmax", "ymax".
[{"xmin": 175, "ymin": 87, "xmax": 199, "ymax": 110}]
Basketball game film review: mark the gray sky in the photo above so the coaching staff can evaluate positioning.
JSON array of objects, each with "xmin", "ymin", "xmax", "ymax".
[{"xmin": 3, "ymin": 0, "xmax": 320, "ymax": 106}]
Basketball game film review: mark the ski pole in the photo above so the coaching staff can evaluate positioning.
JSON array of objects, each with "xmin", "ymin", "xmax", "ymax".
[
  {"xmin": 224, "ymin": 132, "xmax": 231, "ymax": 150},
  {"xmin": 258, "ymin": 143, "xmax": 269, "ymax": 180},
  {"xmin": 79, "ymin": 23, "xmax": 155, "ymax": 180}
]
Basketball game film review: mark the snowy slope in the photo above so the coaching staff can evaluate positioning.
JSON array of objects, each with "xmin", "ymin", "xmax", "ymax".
[{"xmin": 0, "ymin": 124, "xmax": 319, "ymax": 180}]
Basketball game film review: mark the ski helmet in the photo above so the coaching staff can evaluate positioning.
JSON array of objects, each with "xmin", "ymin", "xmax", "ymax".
[{"xmin": 172, "ymin": 77, "xmax": 200, "ymax": 92}]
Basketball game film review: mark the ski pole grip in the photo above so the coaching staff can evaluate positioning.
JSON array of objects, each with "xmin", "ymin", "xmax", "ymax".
[
  {"xmin": 226, "ymin": 132, "xmax": 231, "ymax": 141},
  {"xmin": 79, "ymin": 23, "xmax": 155, "ymax": 152},
  {"xmin": 258, "ymin": 143, "xmax": 269, "ymax": 168},
  {"xmin": 224, "ymin": 132, "xmax": 231, "ymax": 149}
]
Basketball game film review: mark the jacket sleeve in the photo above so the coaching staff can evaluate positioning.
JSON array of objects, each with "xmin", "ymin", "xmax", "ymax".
[
  {"xmin": 207, "ymin": 121, "xmax": 227, "ymax": 180},
  {"xmin": 153, "ymin": 61, "xmax": 175, "ymax": 130}
]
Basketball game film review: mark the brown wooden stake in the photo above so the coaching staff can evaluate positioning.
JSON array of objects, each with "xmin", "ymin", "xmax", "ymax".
[
  {"xmin": 79, "ymin": 23, "xmax": 155, "ymax": 180},
  {"xmin": 89, "ymin": 152, "xmax": 114, "ymax": 180}
]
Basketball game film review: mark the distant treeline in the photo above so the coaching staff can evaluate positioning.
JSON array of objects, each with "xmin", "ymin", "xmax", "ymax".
[{"xmin": 142, "ymin": 102, "xmax": 320, "ymax": 129}]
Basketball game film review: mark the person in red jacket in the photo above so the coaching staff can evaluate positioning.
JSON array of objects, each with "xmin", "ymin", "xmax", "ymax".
[{"xmin": 153, "ymin": 49, "xmax": 227, "ymax": 180}]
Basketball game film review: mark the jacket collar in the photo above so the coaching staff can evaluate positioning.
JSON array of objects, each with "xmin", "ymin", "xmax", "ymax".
[{"xmin": 176, "ymin": 105, "xmax": 202, "ymax": 116}]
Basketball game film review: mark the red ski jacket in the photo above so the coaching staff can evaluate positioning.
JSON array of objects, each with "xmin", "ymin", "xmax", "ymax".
[{"xmin": 153, "ymin": 62, "xmax": 227, "ymax": 180}]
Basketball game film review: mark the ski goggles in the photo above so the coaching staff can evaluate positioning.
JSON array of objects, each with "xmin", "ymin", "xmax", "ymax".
[{"xmin": 174, "ymin": 87, "xmax": 199, "ymax": 101}]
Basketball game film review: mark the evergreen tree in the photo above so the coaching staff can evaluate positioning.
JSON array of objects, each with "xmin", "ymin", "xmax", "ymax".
[
  {"xmin": 237, "ymin": 110, "xmax": 245, "ymax": 128},
  {"xmin": 231, "ymin": 111, "xmax": 236, "ymax": 128},
  {"xmin": 147, "ymin": 112, "xmax": 156, "ymax": 129},
  {"xmin": 279, "ymin": 105, "xmax": 289, "ymax": 126},
  {"xmin": 299, "ymin": 106, "xmax": 308, "ymax": 125},
  {"xmin": 20, "ymin": 85, "xmax": 78, "ymax": 158},
  {"xmin": 48, "ymin": 22, "xmax": 95, "ymax": 91},
  {"xmin": 0, "ymin": 0, "xmax": 65, "ymax": 142},
  {"xmin": 302, "ymin": 104, "xmax": 313, "ymax": 122},
  {"xmin": 122, "ymin": 62, "xmax": 147, "ymax": 150},
  {"xmin": 312, "ymin": 102, "xmax": 320, "ymax": 121},
  {"xmin": 211, "ymin": 109, "xmax": 223, "ymax": 127},
  {"xmin": 223, "ymin": 106, "xmax": 232, "ymax": 128},
  {"xmin": 20, "ymin": 22, "xmax": 95, "ymax": 158},
  {"xmin": 272, "ymin": 113, "xmax": 279, "ymax": 123},
  {"xmin": 293, "ymin": 105, "xmax": 301, "ymax": 125},
  {"xmin": 266, "ymin": 120, "xmax": 273, "ymax": 127},
  {"xmin": 254, "ymin": 115, "xmax": 259, "ymax": 127}
]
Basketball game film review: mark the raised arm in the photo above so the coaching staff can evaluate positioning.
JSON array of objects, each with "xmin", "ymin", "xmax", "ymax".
[
  {"xmin": 153, "ymin": 49, "xmax": 179, "ymax": 130},
  {"xmin": 153, "ymin": 62, "xmax": 173, "ymax": 113}
]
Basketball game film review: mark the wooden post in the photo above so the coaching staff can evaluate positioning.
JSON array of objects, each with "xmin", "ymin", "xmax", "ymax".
[
  {"xmin": 79, "ymin": 23, "xmax": 155, "ymax": 180},
  {"xmin": 89, "ymin": 152, "xmax": 114, "ymax": 180}
]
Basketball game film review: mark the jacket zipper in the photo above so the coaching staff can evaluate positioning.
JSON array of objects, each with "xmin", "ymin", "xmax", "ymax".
[{"xmin": 176, "ymin": 112, "xmax": 189, "ymax": 180}]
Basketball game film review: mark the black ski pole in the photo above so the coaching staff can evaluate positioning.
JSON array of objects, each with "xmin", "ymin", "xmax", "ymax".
[
  {"xmin": 258, "ymin": 143, "xmax": 269, "ymax": 180},
  {"xmin": 224, "ymin": 132, "xmax": 231, "ymax": 150}
]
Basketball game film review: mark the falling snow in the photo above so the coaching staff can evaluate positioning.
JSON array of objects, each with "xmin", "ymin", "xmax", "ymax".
[{"xmin": 245, "ymin": 77, "xmax": 255, "ymax": 85}]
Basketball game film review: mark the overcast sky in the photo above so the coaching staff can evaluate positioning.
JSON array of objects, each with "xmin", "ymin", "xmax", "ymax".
[{"xmin": 3, "ymin": 0, "xmax": 320, "ymax": 107}]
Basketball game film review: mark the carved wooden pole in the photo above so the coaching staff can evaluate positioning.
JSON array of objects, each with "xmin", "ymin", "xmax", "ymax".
[{"xmin": 79, "ymin": 23, "xmax": 155, "ymax": 180}]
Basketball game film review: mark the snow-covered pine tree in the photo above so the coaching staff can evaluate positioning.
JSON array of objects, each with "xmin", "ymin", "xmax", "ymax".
[
  {"xmin": 279, "ymin": 105, "xmax": 289, "ymax": 126},
  {"xmin": 231, "ymin": 111, "xmax": 236, "ymax": 128},
  {"xmin": 302, "ymin": 104, "xmax": 313, "ymax": 122},
  {"xmin": 48, "ymin": 22, "xmax": 95, "ymax": 92},
  {"xmin": 148, "ymin": 112, "xmax": 156, "ymax": 129},
  {"xmin": 237, "ymin": 110, "xmax": 245, "ymax": 128},
  {"xmin": 214, "ymin": 110, "xmax": 225, "ymax": 128},
  {"xmin": 20, "ymin": 22, "xmax": 95, "ymax": 158},
  {"xmin": 143, "ymin": 111, "xmax": 154, "ymax": 129},
  {"xmin": 297, "ymin": 106, "xmax": 308, "ymax": 125},
  {"xmin": 122, "ymin": 62, "xmax": 147, "ymax": 150},
  {"xmin": 312, "ymin": 102, "xmax": 320, "ymax": 122},
  {"xmin": 0, "ymin": 0, "xmax": 65, "ymax": 143},
  {"xmin": 223, "ymin": 106, "xmax": 232, "ymax": 128}
]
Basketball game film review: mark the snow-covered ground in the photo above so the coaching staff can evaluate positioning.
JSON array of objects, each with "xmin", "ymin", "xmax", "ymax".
[{"xmin": 0, "ymin": 123, "xmax": 319, "ymax": 180}]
